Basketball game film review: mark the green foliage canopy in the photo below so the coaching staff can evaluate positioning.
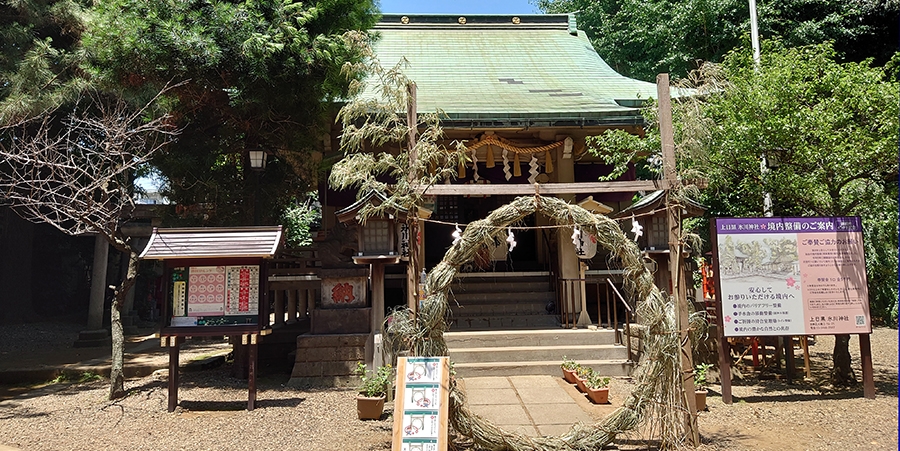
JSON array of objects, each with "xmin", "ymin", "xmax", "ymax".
[
  {"xmin": 590, "ymin": 41, "xmax": 899, "ymax": 324},
  {"xmin": 83, "ymin": 0, "xmax": 379, "ymax": 225},
  {"xmin": 537, "ymin": 0, "xmax": 899, "ymax": 81},
  {"xmin": 0, "ymin": 0, "xmax": 91, "ymax": 122}
]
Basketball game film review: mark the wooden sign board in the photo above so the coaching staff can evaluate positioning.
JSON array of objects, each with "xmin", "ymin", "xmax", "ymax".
[
  {"xmin": 392, "ymin": 357, "xmax": 450, "ymax": 451},
  {"xmin": 713, "ymin": 216, "xmax": 871, "ymax": 336}
]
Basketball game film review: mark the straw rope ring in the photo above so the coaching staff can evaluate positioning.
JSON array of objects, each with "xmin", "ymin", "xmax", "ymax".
[{"xmin": 383, "ymin": 195, "xmax": 687, "ymax": 450}]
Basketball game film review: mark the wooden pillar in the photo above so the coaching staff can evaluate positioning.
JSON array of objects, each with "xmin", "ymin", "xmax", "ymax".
[
  {"xmin": 405, "ymin": 82, "xmax": 420, "ymax": 313},
  {"xmin": 87, "ymin": 234, "xmax": 109, "ymax": 331},
  {"xmin": 555, "ymin": 138, "xmax": 580, "ymax": 324},
  {"xmin": 298, "ymin": 289, "xmax": 308, "ymax": 320},
  {"xmin": 166, "ymin": 337, "xmax": 180, "ymax": 412},
  {"xmin": 371, "ymin": 263, "xmax": 386, "ymax": 334},
  {"xmin": 287, "ymin": 289, "xmax": 298, "ymax": 323},
  {"xmin": 783, "ymin": 335, "xmax": 795, "ymax": 383},
  {"xmin": 274, "ymin": 289, "xmax": 284, "ymax": 325},
  {"xmin": 247, "ymin": 335, "xmax": 258, "ymax": 411},
  {"xmin": 577, "ymin": 262, "xmax": 591, "ymax": 326},
  {"xmin": 659, "ymin": 73, "xmax": 700, "ymax": 447}
]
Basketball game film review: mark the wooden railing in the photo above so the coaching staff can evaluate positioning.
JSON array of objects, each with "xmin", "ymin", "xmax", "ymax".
[
  {"xmin": 556, "ymin": 278, "xmax": 582, "ymax": 329},
  {"xmin": 557, "ymin": 276, "xmax": 635, "ymax": 363},
  {"xmin": 604, "ymin": 278, "xmax": 634, "ymax": 363},
  {"xmin": 266, "ymin": 248, "xmax": 322, "ymax": 326}
]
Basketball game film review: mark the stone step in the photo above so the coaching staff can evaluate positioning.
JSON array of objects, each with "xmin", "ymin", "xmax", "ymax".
[
  {"xmin": 448, "ymin": 300, "xmax": 550, "ymax": 316},
  {"xmin": 449, "ymin": 344, "xmax": 626, "ymax": 364},
  {"xmin": 448, "ymin": 314, "xmax": 560, "ymax": 330},
  {"xmin": 445, "ymin": 328, "xmax": 619, "ymax": 348},
  {"xmin": 450, "ymin": 359, "xmax": 633, "ymax": 378},
  {"xmin": 451, "ymin": 291, "xmax": 554, "ymax": 304},
  {"xmin": 451, "ymin": 280, "xmax": 552, "ymax": 293}
]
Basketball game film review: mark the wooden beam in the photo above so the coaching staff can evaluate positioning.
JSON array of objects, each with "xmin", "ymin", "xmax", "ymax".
[
  {"xmin": 421, "ymin": 180, "xmax": 671, "ymax": 196},
  {"xmin": 660, "ymin": 73, "xmax": 700, "ymax": 448}
]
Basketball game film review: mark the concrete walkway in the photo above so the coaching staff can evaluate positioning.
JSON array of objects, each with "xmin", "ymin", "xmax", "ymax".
[{"xmin": 458, "ymin": 375, "xmax": 616, "ymax": 437}]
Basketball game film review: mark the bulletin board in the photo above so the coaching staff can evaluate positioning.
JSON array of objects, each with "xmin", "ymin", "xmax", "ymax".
[
  {"xmin": 392, "ymin": 357, "xmax": 450, "ymax": 451},
  {"xmin": 713, "ymin": 216, "xmax": 871, "ymax": 337}
]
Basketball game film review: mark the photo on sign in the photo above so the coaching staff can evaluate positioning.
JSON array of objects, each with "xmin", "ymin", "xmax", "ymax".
[
  {"xmin": 403, "ymin": 359, "xmax": 441, "ymax": 384},
  {"xmin": 402, "ymin": 411, "xmax": 439, "ymax": 438},
  {"xmin": 403, "ymin": 385, "xmax": 441, "ymax": 411},
  {"xmin": 400, "ymin": 439, "xmax": 438, "ymax": 451}
]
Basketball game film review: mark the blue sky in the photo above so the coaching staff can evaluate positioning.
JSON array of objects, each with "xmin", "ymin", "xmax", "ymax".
[{"xmin": 378, "ymin": 0, "xmax": 540, "ymax": 14}]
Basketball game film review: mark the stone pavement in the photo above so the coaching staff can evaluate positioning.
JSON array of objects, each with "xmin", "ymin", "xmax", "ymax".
[{"xmin": 458, "ymin": 375, "xmax": 619, "ymax": 437}]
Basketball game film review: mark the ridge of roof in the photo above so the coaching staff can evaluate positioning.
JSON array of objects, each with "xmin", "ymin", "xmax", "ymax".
[{"xmin": 375, "ymin": 13, "xmax": 575, "ymax": 31}]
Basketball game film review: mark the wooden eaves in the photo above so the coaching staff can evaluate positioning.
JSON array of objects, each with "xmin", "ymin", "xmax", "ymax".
[{"xmin": 419, "ymin": 180, "xmax": 673, "ymax": 196}]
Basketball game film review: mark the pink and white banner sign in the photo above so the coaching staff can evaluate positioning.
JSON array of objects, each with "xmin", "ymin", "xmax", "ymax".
[{"xmin": 714, "ymin": 217, "xmax": 871, "ymax": 337}]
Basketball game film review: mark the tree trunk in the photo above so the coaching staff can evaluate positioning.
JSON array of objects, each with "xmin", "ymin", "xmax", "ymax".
[
  {"xmin": 109, "ymin": 249, "xmax": 139, "ymax": 400},
  {"xmin": 831, "ymin": 334, "xmax": 856, "ymax": 385}
]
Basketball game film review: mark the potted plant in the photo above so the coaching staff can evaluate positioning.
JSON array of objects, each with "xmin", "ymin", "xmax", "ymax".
[
  {"xmin": 694, "ymin": 363, "xmax": 711, "ymax": 411},
  {"xmin": 574, "ymin": 365, "xmax": 593, "ymax": 393},
  {"xmin": 585, "ymin": 373, "xmax": 611, "ymax": 404},
  {"xmin": 561, "ymin": 356, "xmax": 579, "ymax": 383},
  {"xmin": 354, "ymin": 362, "xmax": 393, "ymax": 420}
]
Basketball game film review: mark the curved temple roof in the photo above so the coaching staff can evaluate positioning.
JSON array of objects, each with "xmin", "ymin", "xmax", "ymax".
[{"xmin": 364, "ymin": 14, "xmax": 680, "ymax": 127}]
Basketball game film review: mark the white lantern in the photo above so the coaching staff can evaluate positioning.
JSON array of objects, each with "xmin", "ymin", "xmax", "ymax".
[{"xmin": 574, "ymin": 231, "xmax": 597, "ymax": 259}]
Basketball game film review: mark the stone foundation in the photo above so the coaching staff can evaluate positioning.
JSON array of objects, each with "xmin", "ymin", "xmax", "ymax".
[{"xmin": 288, "ymin": 333, "xmax": 367, "ymax": 387}]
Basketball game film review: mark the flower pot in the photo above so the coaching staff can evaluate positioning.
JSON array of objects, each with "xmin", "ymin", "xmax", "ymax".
[
  {"xmin": 695, "ymin": 389, "xmax": 708, "ymax": 412},
  {"xmin": 574, "ymin": 376, "xmax": 588, "ymax": 393},
  {"xmin": 357, "ymin": 395, "xmax": 385, "ymax": 420},
  {"xmin": 562, "ymin": 368, "xmax": 577, "ymax": 384},
  {"xmin": 586, "ymin": 387, "xmax": 610, "ymax": 404}
]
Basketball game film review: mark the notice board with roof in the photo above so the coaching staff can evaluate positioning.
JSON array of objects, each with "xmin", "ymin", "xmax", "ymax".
[
  {"xmin": 140, "ymin": 226, "xmax": 282, "ymax": 336},
  {"xmin": 139, "ymin": 226, "xmax": 283, "ymax": 411}
]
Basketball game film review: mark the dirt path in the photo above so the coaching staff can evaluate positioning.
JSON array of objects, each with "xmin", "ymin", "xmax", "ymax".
[{"xmin": 0, "ymin": 321, "xmax": 895, "ymax": 450}]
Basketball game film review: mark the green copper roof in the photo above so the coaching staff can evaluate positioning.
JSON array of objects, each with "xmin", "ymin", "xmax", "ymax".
[{"xmin": 365, "ymin": 14, "xmax": 667, "ymax": 126}]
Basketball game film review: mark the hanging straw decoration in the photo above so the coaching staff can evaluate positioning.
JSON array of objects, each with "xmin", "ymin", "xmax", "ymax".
[
  {"xmin": 383, "ymin": 195, "xmax": 694, "ymax": 451},
  {"xmin": 486, "ymin": 145, "xmax": 496, "ymax": 168},
  {"xmin": 513, "ymin": 152, "xmax": 521, "ymax": 177},
  {"xmin": 544, "ymin": 150, "xmax": 554, "ymax": 173},
  {"xmin": 458, "ymin": 158, "xmax": 466, "ymax": 179}
]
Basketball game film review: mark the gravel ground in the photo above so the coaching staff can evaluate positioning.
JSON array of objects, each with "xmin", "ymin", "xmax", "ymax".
[{"xmin": 0, "ymin": 322, "xmax": 896, "ymax": 451}]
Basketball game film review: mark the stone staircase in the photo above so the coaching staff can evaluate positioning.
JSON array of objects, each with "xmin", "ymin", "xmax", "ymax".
[
  {"xmin": 447, "ymin": 272, "xmax": 558, "ymax": 330},
  {"xmin": 445, "ymin": 272, "xmax": 632, "ymax": 378},
  {"xmin": 446, "ymin": 328, "xmax": 632, "ymax": 377}
]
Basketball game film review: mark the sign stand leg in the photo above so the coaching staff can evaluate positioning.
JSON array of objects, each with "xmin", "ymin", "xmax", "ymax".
[
  {"xmin": 167, "ymin": 337, "xmax": 180, "ymax": 412},
  {"xmin": 782, "ymin": 335, "xmax": 794, "ymax": 383},
  {"xmin": 859, "ymin": 333, "xmax": 875, "ymax": 399},
  {"xmin": 248, "ymin": 339, "xmax": 258, "ymax": 410},
  {"xmin": 710, "ymin": 221, "xmax": 732, "ymax": 405}
]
